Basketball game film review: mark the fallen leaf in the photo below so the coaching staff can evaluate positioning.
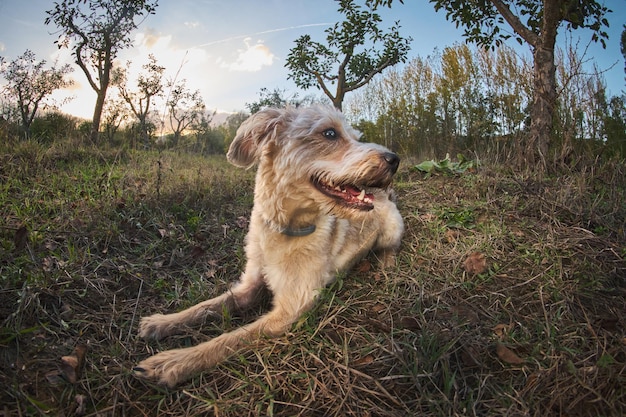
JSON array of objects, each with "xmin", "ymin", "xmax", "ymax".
[
  {"xmin": 450, "ymin": 305, "xmax": 480, "ymax": 324},
  {"xmin": 371, "ymin": 303, "xmax": 386, "ymax": 314},
  {"xmin": 74, "ymin": 394, "xmax": 87, "ymax": 416},
  {"xmin": 236, "ymin": 216, "xmax": 248, "ymax": 229},
  {"xmin": 42, "ymin": 257, "xmax": 55, "ymax": 272},
  {"xmin": 463, "ymin": 252, "xmax": 487, "ymax": 275},
  {"xmin": 419, "ymin": 213, "xmax": 437, "ymax": 222},
  {"xmin": 445, "ymin": 229, "xmax": 460, "ymax": 243},
  {"xmin": 399, "ymin": 316, "xmax": 421, "ymax": 330},
  {"xmin": 496, "ymin": 342, "xmax": 524, "ymax": 365},
  {"xmin": 60, "ymin": 344, "xmax": 88, "ymax": 383},
  {"xmin": 353, "ymin": 354, "xmax": 375, "ymax": 366},
  {"xmin": 492, "ymin": 323, "xmax": 513, "ymax": 338},
  {"xmin": 189, "ymin": 246, "xmax": 205, "ymax": 259},
  {"xmin": 14, "ymin": 225, "xmax": 28, "ymax": 251},
  {"xmin": 45, "ymin": 369, "xmax": 66, "ymax": 386},
  {"xmin": 356, "ymin": 259, "xmax": 371, "ymax": 273},
  {"xmin": 460, "ymin": 346, "xmax": 481, "ymax": 368}
]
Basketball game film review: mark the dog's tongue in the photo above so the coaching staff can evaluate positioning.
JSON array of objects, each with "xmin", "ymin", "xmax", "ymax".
[
  {"xmin": 343, "ymin": 185, "xmax": 374, "ymax": 202},
  {"xmin": 344, "ymin": 185, "xmax": 361, "ymax": 196}
]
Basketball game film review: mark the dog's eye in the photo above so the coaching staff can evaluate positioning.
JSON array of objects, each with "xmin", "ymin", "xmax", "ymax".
[{"xmin": 322, "ymin": 128, "xmax": 338, "ymax": 140}]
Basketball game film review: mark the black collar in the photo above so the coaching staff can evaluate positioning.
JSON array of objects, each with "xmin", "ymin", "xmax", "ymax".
[{"xmin": 280, "ymin": 224, "xmax": 316, "ymax": 237}]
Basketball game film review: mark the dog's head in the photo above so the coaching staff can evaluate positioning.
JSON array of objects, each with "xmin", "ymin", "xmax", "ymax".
[{"xmin": 227, "ymin": 106, "xmax": 399, "ymax": 215}]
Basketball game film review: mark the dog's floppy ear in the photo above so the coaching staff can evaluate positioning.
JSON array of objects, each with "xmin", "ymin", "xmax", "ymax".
[{"xmin": 227, "ymin": 108, "xmax": 284, "ymax": 168}]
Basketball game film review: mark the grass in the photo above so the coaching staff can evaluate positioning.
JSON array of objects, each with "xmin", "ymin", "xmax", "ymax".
[{"xmin": 0, "ymin": 138, "xmax": 625, "ymax": 416}]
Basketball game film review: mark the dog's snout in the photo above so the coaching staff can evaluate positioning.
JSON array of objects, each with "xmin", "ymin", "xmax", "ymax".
[{"xmin": 383, "ymin": 152, "xmax": 400, "ymax": 173}]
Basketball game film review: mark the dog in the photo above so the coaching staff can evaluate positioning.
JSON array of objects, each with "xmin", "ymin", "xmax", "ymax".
[{"xmin": 133, "ymin": 105, "xmax": 404, "ymax": 387}]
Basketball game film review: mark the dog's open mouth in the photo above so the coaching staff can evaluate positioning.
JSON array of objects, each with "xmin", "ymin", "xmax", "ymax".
[{"xmin": 313, "ymin": 178, "xmax": 376, "ymax": 211}]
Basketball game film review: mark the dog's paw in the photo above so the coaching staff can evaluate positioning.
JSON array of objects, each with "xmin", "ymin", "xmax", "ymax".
[
  {"xmin": 133, "ymin": 349, "xmax": 192, "ymax": 388},
  {"xmin": 138, "ymin": 314, "xmax": 174, "ymax": 340}
]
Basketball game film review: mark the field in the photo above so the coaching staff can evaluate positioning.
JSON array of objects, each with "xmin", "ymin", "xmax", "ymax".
[{"xmin": 1, "ymin": 139, "xmax": 625, "ymax": 416}]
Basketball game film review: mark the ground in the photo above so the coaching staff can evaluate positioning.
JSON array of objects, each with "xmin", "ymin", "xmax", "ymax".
[{"xmin": 0, "ymin": 139, "xmax": 625, "ymax": 416}]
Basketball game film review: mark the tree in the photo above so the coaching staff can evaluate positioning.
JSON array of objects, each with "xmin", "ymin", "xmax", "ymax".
[
  {"xmin": 0, "ymin": 50, "xmax": 74, "ymax": 139},
  {"xmin": 113, "ymin": 54, "xmax": 164, "ymax": 147},
  {"xmin": 45, "ymin": 0, "xmax": 158, "ymax": 143},
  {"xmin": 285, "ymin": 0, "xmax": 411, "ymax": 110},
  {"xmin": 375, "ymin": 0, "xmax": 612, "ymax": 170},
  {"xmin": 101, "ymin": 97, "xmax": 129, "ymax": 144},
  {"xmin": 166, "ymin": 79, "xmax": 206, "ymax": 147},
  {"xmin": 245, "ymin": 87, "xmax": 320, "ymax": 114}
]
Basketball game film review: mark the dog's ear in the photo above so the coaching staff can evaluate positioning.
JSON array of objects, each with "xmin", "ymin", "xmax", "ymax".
[{"xmin": 227, "ymin": 108, "xmax": 284, "ymax": 168}]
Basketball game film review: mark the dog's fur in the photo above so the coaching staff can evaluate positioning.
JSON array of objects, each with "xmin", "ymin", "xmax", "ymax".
[{"xmin": 133, "ymin": 105, "xmax": 404, "ymax": 387}]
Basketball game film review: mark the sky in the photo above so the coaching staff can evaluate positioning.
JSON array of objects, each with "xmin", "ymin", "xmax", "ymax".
[{"xmin": 0, "ymin": 0, "xmax": 624, "ymax": 120}]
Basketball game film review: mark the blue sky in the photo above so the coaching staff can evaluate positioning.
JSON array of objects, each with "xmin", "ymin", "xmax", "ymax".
[{"xmin": 0, "ymin": 0, "xmax": 624, "ymax": 119}]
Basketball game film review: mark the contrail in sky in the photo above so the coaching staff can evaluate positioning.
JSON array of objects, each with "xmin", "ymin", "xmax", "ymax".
[{"xmin": 192, "ymin": 23, "xmax": 331, "ymax": 49}]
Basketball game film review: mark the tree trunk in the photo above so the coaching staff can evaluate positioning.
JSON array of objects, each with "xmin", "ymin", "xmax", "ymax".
[
  {"xmin": 521, "ymin": 1, "xmax": 559, "ymax": 171},
  {"xmin": 91, "ymin": 88, "xmax": 106, "ymax": 143}
]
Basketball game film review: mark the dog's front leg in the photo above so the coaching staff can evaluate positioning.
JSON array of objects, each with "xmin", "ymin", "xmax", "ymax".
[
  {"xmin": 133, "ymin": 287, "xmax": 316, "ymax": 387},
  {"xmin": 138, "ymin": 271, "xmax": 266, "ymax": 340}
]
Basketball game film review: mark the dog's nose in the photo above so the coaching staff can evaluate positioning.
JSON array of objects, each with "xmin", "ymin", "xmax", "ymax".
[{"xmin": 383, "ymin": 152, "xmax": 400, "ymax": 174}]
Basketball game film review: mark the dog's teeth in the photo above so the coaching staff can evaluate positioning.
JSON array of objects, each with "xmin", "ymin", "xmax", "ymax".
[
  {"xmin": 357, "ymin": 189, "xmax": 366, "ymax": 201},
  {"xmin": 334, "ymin": 186, "xmax": 342, "ymax": 192}
]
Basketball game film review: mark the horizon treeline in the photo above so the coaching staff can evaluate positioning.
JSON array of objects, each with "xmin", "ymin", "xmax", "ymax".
[{"xmin": 344, "ymin": 42, "xmax": 625, "ymax": 161}]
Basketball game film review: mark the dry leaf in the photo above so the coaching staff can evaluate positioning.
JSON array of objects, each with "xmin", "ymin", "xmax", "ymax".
[
  {"xmin": 353, "ymin": 354, "xmax": 375, "ymax": 366},
  {"xmin": 371, "ymin": 303, "xmax": 386, "ymax": 314},
  {"xmin": 463, "ymin": 252, "xmax": 487, "ymax": 275},
  {"xmin": 399, "ymin": 316, "xmax": 421, "ymax": 330},
  {"xmin": 356, "ymin": 259, "xmax": 372, "ymax": 273},
  {"xmin": 45, "ymin": 369, "xmax": 66, "ymax": 386},
  {"xmin": 450, "ymin": 305, "xmax": 480, "ymax": 324},
  {"xmin": 236, "ymin": 216, "xmax": 249, "ymax": 229},
  {"xmin": 42, "ymin": 257, "xmax": 55, "ymax": 272},
  {"xmin": 496, "ymin": 342, "xmax": 524, "ymax": 365},
  {"xmin": 14, "ymin": 225, "xmax": 28, "ymax": 251},
  {"xmin": 60, "ymin": 344, "xmax": 88, "ymax": 383},
  {"xmin": 419, "ymin": 213, "xmax": 437, "ymax": 222},
  {"xmin": 492, "ymin": 323, "xmax": 512, "ymax": 338},
  {"xmin": 189, "ymin": 246, "xmax": 205, "ymax": 259},
  {"xmin": 74, "ymin": 394, "xmax": 87, "ymax": 416},
  {"xmin": 460, "ymin": 346, "xmax": 480, "ymax": 368},
  {"xmin": 445, "ymin": 229, "xmax": 460, "ymax": 243}
]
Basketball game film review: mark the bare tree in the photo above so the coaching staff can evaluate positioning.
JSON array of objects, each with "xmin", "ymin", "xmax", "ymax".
[
  {"xmin": 0, "ymin": 50, "xmax": 73, "ymax": 139},
  {"xmin": 101, "ymin": 97, "xmax": 129, "ymax": 143},
  {"xmin": 45, "ymin": 0, "xmax": 158, "ymax": 143},
  {"xmin": 166, "ymin": 79, "xmax": 206, "ymax": 147},
  {"xmin": 113, "ymin": 54, "xmax": 164, "ymax": 147}
]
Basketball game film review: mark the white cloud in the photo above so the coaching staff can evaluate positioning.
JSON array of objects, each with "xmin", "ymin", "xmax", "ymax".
[
  {"xmin": 220, "ymin": 38, "xmax": 275, "ymax": 72},
  {"xmin": 0, "ymin": 41, "xmax": 5, "ymax": 52}
]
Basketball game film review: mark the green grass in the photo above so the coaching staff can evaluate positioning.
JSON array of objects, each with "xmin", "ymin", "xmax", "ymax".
[{"xmin": 0, "ymin": 139, "xmax": 625, "ymax": 416}]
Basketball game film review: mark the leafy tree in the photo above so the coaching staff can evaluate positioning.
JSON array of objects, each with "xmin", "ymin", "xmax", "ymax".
[
  {"xmin": 113, "ymin": 54, "xmax": 164, "ymax": 147},
  {"xmin": 0, "ymin": 50, "xmax": 73, "ymax": 139},
  {"xmin": 245, "ymin": 87, "xmax": 320, "ymax": 114},
  {"xmin": 603, "ymin": 95, "xmax": 626, "ymax": 157},
  {"xmin": 286, "ymin": 0, "xmax": 411, "ymax": 110},
  {"xmin": 374, "ymin": 0, "xmax": 612, "ymax": 170},
  {"xmin": 45, "ymin": 0, "xmax": 158, "ymax": 143}
]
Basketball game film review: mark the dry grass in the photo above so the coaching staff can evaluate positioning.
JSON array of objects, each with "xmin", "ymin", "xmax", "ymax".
[{"xmin": 0, "ymin": 140, "xmax": 624, "ymax": 416}]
